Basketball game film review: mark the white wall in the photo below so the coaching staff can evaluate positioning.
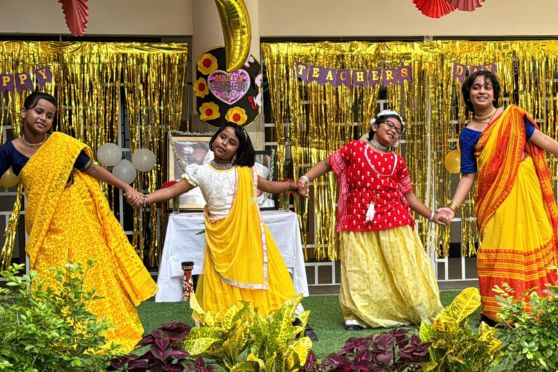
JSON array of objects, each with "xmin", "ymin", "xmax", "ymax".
[
  {"xmin": 0, "ymin": 0, "xmax": 556, "ymax": 38},
  {"xmin": 0, "ymin": 0, "xmax": 193, "ymax": 36},
  {"xmin": 259, "ymin": 0, "xmax": 558, "ymax": 38}
]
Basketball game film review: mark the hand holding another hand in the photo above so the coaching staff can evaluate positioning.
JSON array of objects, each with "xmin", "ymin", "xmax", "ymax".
[{"xmin": 433, "ymin": 207, "xmax": 455, "ymax": 225}]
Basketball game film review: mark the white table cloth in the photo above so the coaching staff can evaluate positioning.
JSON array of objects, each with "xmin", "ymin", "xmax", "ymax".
[{"xmin": 155, "ymin": 210, "xmax": 309, "ymax": 302}]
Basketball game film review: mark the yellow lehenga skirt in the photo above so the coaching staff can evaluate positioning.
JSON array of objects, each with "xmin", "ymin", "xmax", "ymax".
[
  {"xmin": 478, "ymin": 157, "xmax": 557, "ymax": 319},
  {"xmin": 197, "ymin": 223, "xmax": 297, "ymax": 316},
  {"xmin": 339, "ymin": 226, "xmax": 442, "ymax": 328},
  {"xmin": 195, "ymin": 166, "xmax": 297, "ymax": 318}
]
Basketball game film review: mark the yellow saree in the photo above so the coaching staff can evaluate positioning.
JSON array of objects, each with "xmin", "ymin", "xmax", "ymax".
[
  {"xmin": 195, "ymin": 166, "xmax": 296, "ymax": 317},
  {"xmin": 475, "ymin": 105, "xmax": 558, "ymax": 320},
  {"xmin": 21, "ymin": 132, "xmax": 158, "ymax": 352}
]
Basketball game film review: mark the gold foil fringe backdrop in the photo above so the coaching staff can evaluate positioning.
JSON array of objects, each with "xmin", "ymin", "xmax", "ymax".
[
  {"xmin": 0, "ymin": 41, "xmax": 188, "ymax": 267},
  {"xmin": 262, "ymin": 40, "xmax": 558, "ymax": 260}
]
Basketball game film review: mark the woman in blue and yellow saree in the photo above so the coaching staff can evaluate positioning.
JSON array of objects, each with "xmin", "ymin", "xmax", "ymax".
[{"xmin": 439, "ymin": 71, "xmax": 558, "ymax": 322}]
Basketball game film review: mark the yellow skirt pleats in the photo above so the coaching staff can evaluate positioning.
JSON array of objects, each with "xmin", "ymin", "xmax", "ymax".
[
  {"xmin": 339, "ymin": 226, "xmax": 442, "ymax": 328},
  {"xmin": 196, "ymin": 224, "xmax": 297, "ymax": 317},
  {"xmin": 478, "ymin": 157, "xmax": 557, "ymax": 320},
  {"xmin": 31, "ymin": 183, "xmax": 146, "ymax": 353}
]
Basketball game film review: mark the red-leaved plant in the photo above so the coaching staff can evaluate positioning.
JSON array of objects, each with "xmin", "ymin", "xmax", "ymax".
[
  {"xmin": 308, "ymin": 328, "xmax": 430, "ymax": 371},
  {"xmin": 108, "ymin": 322, "xmax": 211, "ymax": 371}
]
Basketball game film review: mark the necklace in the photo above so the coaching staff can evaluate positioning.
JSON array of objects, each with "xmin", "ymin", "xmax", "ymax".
[
  {"xmin": 210, "ymin": 159, "xmax": 233, "ymax": 170},
  {"xmin": 364, "ymin": 144, "xmax": 398, "ymax": 177},
  {"xmin": 473, "ymin": 107, "xmax": 497, "ymax": 122},
  {"xmin": 21, "ymin": 133, "xmax": 47, "ymax": 147},
  {"xmin": 368, "ymin": 138, "xmax": 389, "ymax": 152}
]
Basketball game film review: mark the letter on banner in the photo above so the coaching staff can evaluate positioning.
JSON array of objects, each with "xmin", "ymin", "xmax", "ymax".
[
  {"xmin": 453, "ymin": 63, "xmax": 467, "ymax": 83},
  {"xmin": 16, "ymin": 73, "xmax": 33, "ymax": 93},
  {"xmin": 338, "ymin": 70, "xmax": 351, "ymax": 88},
  {"xmin": 483, "ymin": 63, "xmax": 497, "ymax": 73},
  {"xmin": 382, "ymin": 68, "xmax": 396, "ymax": 87},
  {"xmin": 398, "ymin": 66, "xmax": 412, "ymax": 83},
  {"xmin": 0, "ymin": 74, "xmax": 14, "ymax": 93},
  {"xmin": 296, "ymin": 63, "xmax": 308, "ymax": 82},
  {"xmin": 35, "ymin": 66, "xmax": 53, "ymax": 87},
  {"xmin": 369, "ymin": 69, "xmax": 381, "ymax": 87},
  {"xmin": 353, "ymin": 70, "xmax": 368, "ymax": 87}
]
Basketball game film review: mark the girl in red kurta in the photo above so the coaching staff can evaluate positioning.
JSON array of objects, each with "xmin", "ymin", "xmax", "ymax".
[{"xmin": 300, "ymin": 110, "xmax": 443, "ymax": 329}]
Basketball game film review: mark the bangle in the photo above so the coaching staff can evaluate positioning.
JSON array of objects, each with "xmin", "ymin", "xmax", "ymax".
[
  {"xmin": 429, "ymin": 211, "xmax": 435, "ymax": 221},
  {"xmin": 284, "ymin": 181, "xmax": 291, "ymax": 193},
  {"xmin": 299, "ymin": 175, "xmax": 310, "ymax": 185},
  {"xmin": 447, "ymin": 200, "xmax": 459, "ymax": 212},
  {"xmin": 144, "ymin": 195, "xmax": 150, "ymax": 207}
]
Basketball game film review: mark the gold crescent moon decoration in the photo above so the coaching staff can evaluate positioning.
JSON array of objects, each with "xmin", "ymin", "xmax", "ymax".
[{"xmin": 214, "ymin": 0, "xmax": 252, "ymax": 72}]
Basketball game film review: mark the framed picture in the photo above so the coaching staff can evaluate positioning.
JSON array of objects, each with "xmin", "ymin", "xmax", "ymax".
[
  {"xmin": 254, "ymin": 149, "xmax": 278, "ymax": 210},
  {"xmin": 168, "ymin": 133, "xmax": 213, "ymax": 211}
]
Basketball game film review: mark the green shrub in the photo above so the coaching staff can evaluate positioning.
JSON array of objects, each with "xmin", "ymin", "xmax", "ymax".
[
  {"xmin": 0, "ymin": 262, "xmax": 120, "ymax": 371},
  {"xmin": 492, "ymin": 281, "xmax": 558, "ymax": 371},
  {"xmin": 184, "ymin": 294, "xmax": 312, "ymax": 371},
  {"xmin": 419, "ymin": 287, "xmax": 502, "ymax": 372}
]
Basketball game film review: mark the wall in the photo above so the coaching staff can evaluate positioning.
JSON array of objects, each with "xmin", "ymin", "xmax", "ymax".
[
  {"xmin": 0, "ymin": 0, "xmax": 193, "ymax": 36},
  {"xmin": 259, "ymin": 0, "xmax": 558, "ymax": 38},
  {"xmin": 0, "ymin": 0, "xmax": 556, "ymax": 38}
]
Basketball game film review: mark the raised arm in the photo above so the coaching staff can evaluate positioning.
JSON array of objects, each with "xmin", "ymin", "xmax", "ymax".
[
  {"xmin": 405, "ymin": 192, "xmax": 435, "ymax": 221},
  {"xmin": 528, "ymin": 129, "xmax": 558, "ymax": 155},
  {"xmin": 436, "ymin": 172, "xmax": 476, "ymax": 223},
  {"xmin": 257, "ymin": 176, "xmax": 299, "ymax": 194},
  {"xmin": 139, "ymin": 179, "xmax": 194, "ymax": 207},
  {"xmin": 297, "ymin": 159, "xmax": 332, "ymax": 196}
]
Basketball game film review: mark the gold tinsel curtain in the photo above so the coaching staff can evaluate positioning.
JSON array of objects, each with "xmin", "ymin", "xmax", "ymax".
[
  {"xmin": 0, "ymin": 41, "xmax": 188, "ymax": 266},
  {"xmin": 262, "ymin": 40, "xmax": 558, "ymax": 260}
]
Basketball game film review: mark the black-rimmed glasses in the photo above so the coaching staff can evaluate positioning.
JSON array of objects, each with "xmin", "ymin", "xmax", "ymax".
[{"xmin": 380, "ymin": 121, "xmax": 403, "ymax": 136}]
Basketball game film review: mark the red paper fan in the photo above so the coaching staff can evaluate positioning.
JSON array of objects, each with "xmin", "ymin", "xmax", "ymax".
[
  {"xmin": 58, "ymin": 0, "xmax": 89, "ymax": 37},
  {"xmin": 447, "ymin": 0, "xmax": 485, "ymax": 11},
  {"xmin": 413, "ymin": 0, "xmax": 456, "ymax": 18}
]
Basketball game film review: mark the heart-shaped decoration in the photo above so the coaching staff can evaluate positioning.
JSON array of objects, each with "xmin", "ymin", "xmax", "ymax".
[{"xmin": 208, "ymin": 69, "xmax": 250, "ymax": 105}]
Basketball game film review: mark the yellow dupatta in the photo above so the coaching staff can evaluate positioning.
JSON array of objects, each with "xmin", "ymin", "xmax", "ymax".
[
  {"xmin": 476, "ymin": 105, "xmax": 558, "ymax": 252},
  {"xmin": 20, "ymin": 132, "xmax": 157, "ymax": 305},
  {"xmin": 203, "ymin": 166, "xmax": 269, "ymax": 289}
]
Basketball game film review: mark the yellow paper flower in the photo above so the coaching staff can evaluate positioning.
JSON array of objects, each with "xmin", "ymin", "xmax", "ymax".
[
  {"xmin": 194, "ymin": 77, "xmax": 209, "ymax": 98},
  {"xmin": 225, "ymin": 107, "xmax": 248, "ymax": 125},
  {"xmin": 199, "ymin": 102, "xmax": 220, "ymax": 121},
  {"xmin": 197, "ymin": 53, "xmax": 218, "ymax": 75}
]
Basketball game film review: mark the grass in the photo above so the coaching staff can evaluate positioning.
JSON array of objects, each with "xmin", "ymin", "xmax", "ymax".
[{"xmin": 137, "ymin": 289, "xmax": 478, "ymax": 358}]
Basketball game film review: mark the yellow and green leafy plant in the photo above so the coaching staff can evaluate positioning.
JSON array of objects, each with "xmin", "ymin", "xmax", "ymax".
[
  {"xmin": 419, "ymin": 287, "xmax": 502, "ymax": 372},
  {"xmin": 183, "ymin": 294, "xmax": 312, "ymax": 371}
]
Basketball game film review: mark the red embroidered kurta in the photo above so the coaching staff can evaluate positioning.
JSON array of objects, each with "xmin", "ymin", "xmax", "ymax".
[{"xmin": 329, "ymin": 140, "xmax": 414, "ymax": 232}]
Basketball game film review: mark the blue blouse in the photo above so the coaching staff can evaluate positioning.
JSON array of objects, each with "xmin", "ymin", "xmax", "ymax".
[
  {"xmin": 0, "ymin": 140, "xmax": 91, "ymax": 176},
  {"xmin": 459, "ymin": 115, "xmax": 536, "ymax": 174}
]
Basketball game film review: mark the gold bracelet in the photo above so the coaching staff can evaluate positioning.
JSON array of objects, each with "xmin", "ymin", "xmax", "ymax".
[{"xmin": 447, "ymin": 200, "xmax": 459, "ymax": 212}]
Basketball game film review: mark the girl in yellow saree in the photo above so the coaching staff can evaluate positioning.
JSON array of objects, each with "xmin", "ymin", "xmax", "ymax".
[
  {"xmin": 0, "ymin": 92, "xmax": 157, "ymax": 352},
  {"xmin": 136, "ymin": 124, "xmax": 303, "ymax": 318},
  {"xmin": 438, "ymin": 71, "xmax": 558, "ymax": 322}
]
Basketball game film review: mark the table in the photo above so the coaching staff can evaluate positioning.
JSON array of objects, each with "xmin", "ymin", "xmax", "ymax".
[{"xmin": 155, "ymin": 210, "xmax": 309, "ymax": 302}]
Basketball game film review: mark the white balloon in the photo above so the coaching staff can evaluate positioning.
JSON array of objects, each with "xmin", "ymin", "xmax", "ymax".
[
  {"xmin": 97, "ymin": 143, "xmax": 122, "ymax": 167},
  {"xmin": 112, "ymin": 159, "xmax": 137, "ymax": 184},
  {"xmin": 131, "ymin": 148, "xmax": 157, "ymax": 172}
]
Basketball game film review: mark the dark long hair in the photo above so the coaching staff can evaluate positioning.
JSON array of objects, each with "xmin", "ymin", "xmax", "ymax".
[
  {"xmin": 461, "ymin": 70, "xmax": 500, "ymax": 113},
  {"xmin": 209, "ymin": 123, "xmax": 255, "ymax": 166},
  {"xmin": 23, "ymin": 92, "xmax": 57, "ymax": 110}
]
